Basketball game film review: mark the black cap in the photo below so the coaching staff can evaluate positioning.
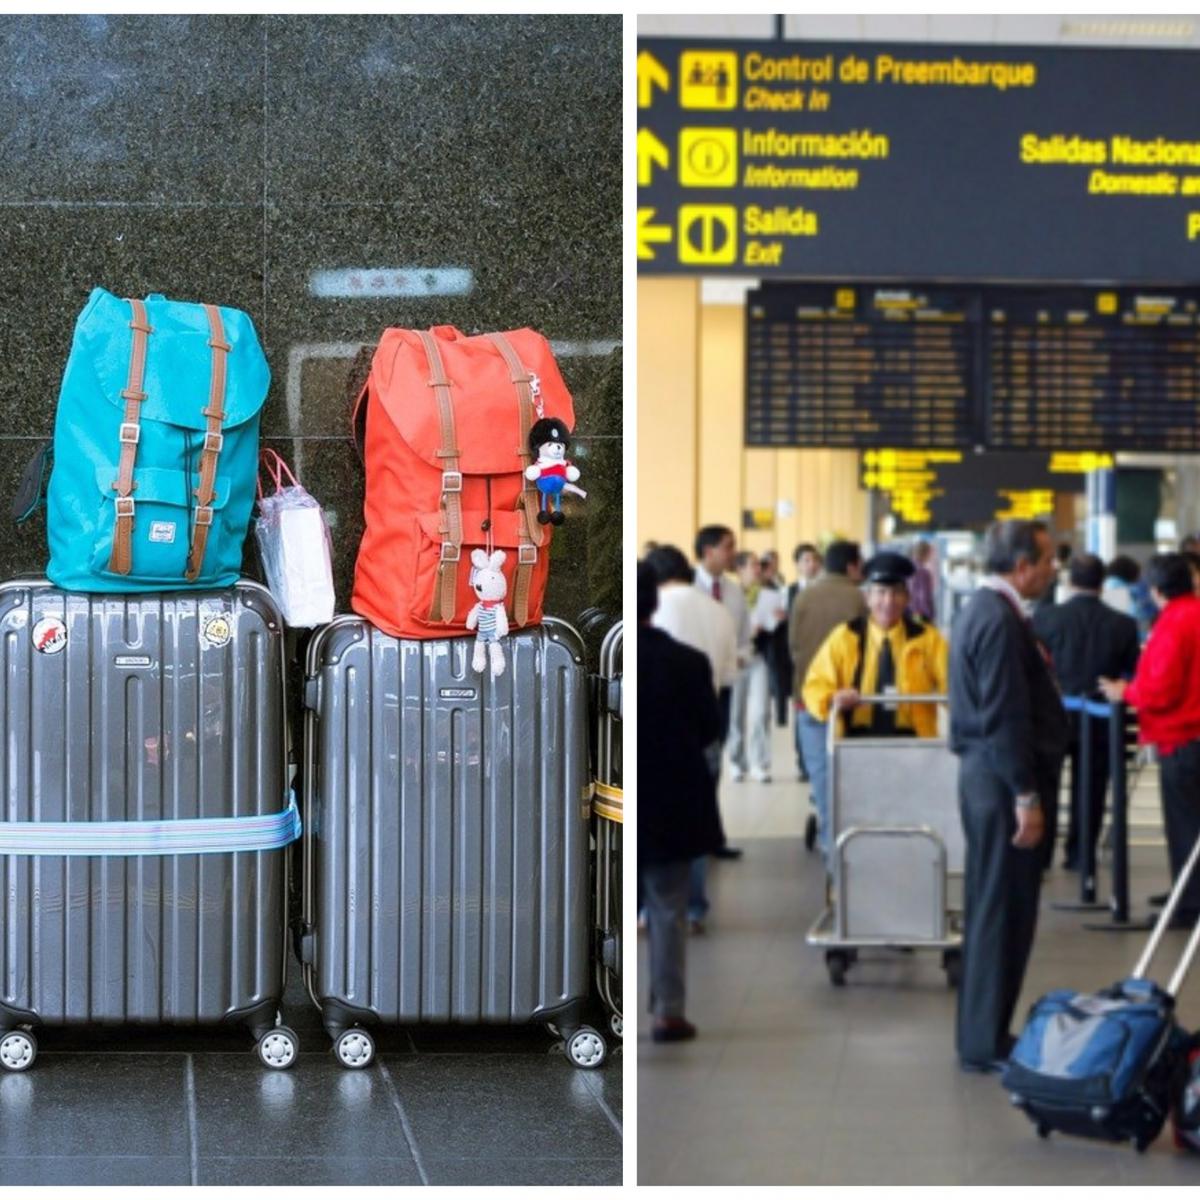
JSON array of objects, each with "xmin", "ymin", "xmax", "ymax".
[{"xmin": 863, "ymin": 552, "xmax": 915, "ymax": 586}]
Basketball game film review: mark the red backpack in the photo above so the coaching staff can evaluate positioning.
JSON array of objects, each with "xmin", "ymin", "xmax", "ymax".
[{"xmin": 351, "ymin": 326, "xmax": 575, "ymax": 639}]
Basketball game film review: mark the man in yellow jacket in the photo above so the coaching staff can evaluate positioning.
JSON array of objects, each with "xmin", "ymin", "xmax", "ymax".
[{"xmin": 802, "ymin": 552, "xmax": 949, "ymax": 862}]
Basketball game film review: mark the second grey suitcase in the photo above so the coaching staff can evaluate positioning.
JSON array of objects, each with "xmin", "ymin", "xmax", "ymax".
[
  {"xmin": 301, "ymin": 617, "xmax": 606, "ymax": 1069},
  {"xmin": 591, "ymin": 620, "xmax": 622, "ymax": 1040},
  {"xmin": 0, "ymin": 581, "xmax": 299, "ymax": 1071}
]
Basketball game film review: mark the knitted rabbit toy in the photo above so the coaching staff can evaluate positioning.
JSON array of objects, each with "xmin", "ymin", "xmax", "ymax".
[{"xmin": 465, "ymin": 548, "xmax": 509, "ymax": 677}]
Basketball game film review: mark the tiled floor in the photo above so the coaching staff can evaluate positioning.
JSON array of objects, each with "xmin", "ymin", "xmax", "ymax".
[
  {"xmin": 0, "ymin": 974, "xmax": 622, "ymax": 1186},
  {"xmin": 638, "ymin": 725, "xmax": 1198, "ymax": 1185}
]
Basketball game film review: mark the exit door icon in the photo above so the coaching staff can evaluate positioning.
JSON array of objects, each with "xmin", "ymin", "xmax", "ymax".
[{"xmin": 678, "ymin": 205, "xmax": 738, "ymax": 265}]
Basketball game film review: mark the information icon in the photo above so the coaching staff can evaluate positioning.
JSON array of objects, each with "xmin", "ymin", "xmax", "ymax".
[{"xmin": 679, "ymin": 128, "xmax": 738, "ymax": 187}]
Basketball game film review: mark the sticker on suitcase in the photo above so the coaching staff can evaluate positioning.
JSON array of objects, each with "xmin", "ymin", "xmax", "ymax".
[
  {"xmin": 202, "ymin": 614, "xmax": 232, "ymax": 648},
  {"xmin": 31, "ymin": 616, "xmax": 67, "ymax": 655}
]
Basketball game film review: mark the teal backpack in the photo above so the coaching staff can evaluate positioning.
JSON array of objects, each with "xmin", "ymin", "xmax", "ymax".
[{"xmin": 44, "ymin": 288, "xmax": 269, "ymax": 592}]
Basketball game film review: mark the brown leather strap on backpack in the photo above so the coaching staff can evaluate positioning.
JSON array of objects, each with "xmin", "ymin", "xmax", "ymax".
[
  {"xmin": 487, "ymin": 332, "xmax": 545, "ymax": 627},
  {"xmin": 107, "ymin": 298, "xmax": 153, "ymax": 575},
  {"xmin": 184, "ymin": 304, "xmax": 230, "ymax": 581},
  {"xmin": 417, "ymin": 330, "xmax": 463, "ymax": 622}
]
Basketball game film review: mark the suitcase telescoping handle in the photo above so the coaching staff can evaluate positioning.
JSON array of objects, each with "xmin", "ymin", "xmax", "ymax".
[{"xmin": 1133, "ymin": 826, "xmax": 1200, "ymax": 995}]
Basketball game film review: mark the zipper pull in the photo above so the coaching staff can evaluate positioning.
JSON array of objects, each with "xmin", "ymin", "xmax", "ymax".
[{"xmin": 529, "ymin": 373, "xmax": 544, "ymax": 419}]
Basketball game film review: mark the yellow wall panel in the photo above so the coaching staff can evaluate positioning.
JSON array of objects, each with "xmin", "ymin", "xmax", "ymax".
[
  {"xmin": 697, "ymin": 304, "xmax": 744, "ymax": 539},
  {"xmin": 637, "ymin": 278, "xmax": 698, "ymax": 553}
]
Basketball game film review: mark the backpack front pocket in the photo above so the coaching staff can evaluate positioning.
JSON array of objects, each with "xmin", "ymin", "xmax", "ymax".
[{"xmin": 89, "ymin": 466, "xmax": 233, "ymax": 584}]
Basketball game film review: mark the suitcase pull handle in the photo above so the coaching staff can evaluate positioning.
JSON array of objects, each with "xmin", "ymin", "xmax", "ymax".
[{"xmin": 1133, "ymin": 814, "xmax": 1200, "ymax": 993}]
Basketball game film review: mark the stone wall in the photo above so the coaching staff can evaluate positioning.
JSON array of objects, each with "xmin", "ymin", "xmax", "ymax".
[{"xmin": 0, "ymin": 14, "xmax": 622, "ymax": 626}]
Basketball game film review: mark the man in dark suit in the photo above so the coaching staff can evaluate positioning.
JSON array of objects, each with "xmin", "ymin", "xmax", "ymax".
[
  {"xmin": 1033, "ymin": 553, "xmax": 1139, "ymax": 873},
  {"xmin": 638, "ymin": 562, "xmax": 725, "ymax": 1042},
  {"xmin": 950, "ymin": 520, "xmax": 1069, "ymax": 1073}
]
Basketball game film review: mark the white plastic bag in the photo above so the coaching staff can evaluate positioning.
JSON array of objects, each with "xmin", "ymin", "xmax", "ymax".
[{"xmin": 254, "ymin": 450, "xmax": 336, "ymax": 627}]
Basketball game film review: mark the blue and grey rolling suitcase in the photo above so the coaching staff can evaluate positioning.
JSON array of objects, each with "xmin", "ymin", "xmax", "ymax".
[
  {"xmin": 1002, "ymin": 833, "xmax": 1200, "ymax": 1151},
  {"xmin": 0, "ymin": 581, "xmax": 300, "ymax": 1071}
]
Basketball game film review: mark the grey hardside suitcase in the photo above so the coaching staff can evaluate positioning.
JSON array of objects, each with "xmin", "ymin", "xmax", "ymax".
[
  {"xmin": 0, "ymin": 580, "xmax": 298, "ymax": 1071},
  {"xmin": 300, "ymin": 616, "xmax": 606, "ymax": 1069},
  {"xmin": 591, "ymin": 620, "xmax": 622, "ymax": 1041}
]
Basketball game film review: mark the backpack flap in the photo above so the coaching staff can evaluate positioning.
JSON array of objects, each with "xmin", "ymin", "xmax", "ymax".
[
  {"xmin": 370, "ymin": 327, "xmax": 574, "ymax": 475},
  {"xmin": 78, "ymin": 289, "xmax": 268, "ymax": 432}
]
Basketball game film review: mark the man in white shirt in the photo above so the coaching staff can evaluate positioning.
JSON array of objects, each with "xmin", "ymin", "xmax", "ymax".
[
  {"xmin": 728, "ymin": 551, "xmax": 782, "ymax": 782},
  {"xmin": 692, "ymin": 525, "xmax": 750, "ymax": 858}
]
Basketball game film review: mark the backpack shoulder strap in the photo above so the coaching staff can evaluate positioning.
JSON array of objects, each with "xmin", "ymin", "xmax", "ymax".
[
  {"xmin": 487, "ymin": 331, "xmax": 546, "ymax": 628},
  {"xmin": 107, "ymin": 298, "xmax": 153, "ymax": 575},
  {"xmin": 184, "ymin": 304, "xmax": 230, "ymax": 581},
  {"xmin": 416, "ymin": 330, "xmax": 462, "ymax": 623}
]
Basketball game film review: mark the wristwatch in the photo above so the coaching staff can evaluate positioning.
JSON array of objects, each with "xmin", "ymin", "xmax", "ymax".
[{"xmin": 1015, "ymin": 793, "xmax": 1041, "ymax": 810}]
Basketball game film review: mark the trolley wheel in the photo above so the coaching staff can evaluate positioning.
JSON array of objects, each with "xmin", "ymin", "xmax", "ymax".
[
  {"xmin": 609, "ymin": 1012, "xmax": 623, "ymax": 1040},
  {"xmin": 943, "ymin": 950, "xmax": 963, "ymax": 989},
  {"xmin": 333, "ymin": 1027, "xmax": 375, "ymax": 1070},
  {"xmin": 825, "ymin": 950, "xmax": 850, "ymax": 987},
  {"xmin": 1135, "ymin": 1135, "xmax": 1151, "ymax": 1154},
  {"xmin": 256, "ymin": 1026, "xmax": 299, "ymax": 1071},
  {"xmin": 804, "ymin": 813, "xmax": 818, "ymax": 852},
  {"xmin": 0, "ymin": 1029, "xmax": 36, "ymax": 1072},
  {"xmin": 565, "ymin": 1026, "xmax": 607, "ymax": 1069},
  {"xmin": 1036, "ymin": 1123, "xmax": 1051, "ymax": 1140}
]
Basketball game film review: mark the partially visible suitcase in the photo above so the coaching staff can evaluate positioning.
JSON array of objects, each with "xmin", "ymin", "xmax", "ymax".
[
  {"xmin": 300, "ymin": 617, "xmax": 605, "ymax": 1069},
  {"xmin": 0, "ymin": 580, "xmax": 299, "ymax": 1071},
  {"xmin": 590, "ymin": 620, "xmax": 622, "ymax": 1041},
  {"xmin": 1002, "ymin": 831, "xmax": 1200, "ymax": 1151}
]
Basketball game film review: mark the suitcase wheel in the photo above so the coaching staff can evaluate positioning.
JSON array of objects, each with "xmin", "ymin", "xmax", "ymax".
[
  {"xmin": 609, "ymin": 1012, "xmax": 623, "ymax": 1040},
  {"xmin": 0, "ymin": 1029, "xmax": 36, "ymax": 1073},
  {"xmin": 565, "ymin": 1026, "xmax": 607, "ymax": 1070},
  {"xmin": 804, "ymin": 814, "xmax": 818, "ymax": 852},
  {"xmin": 826, "ymin": 951, "xmax": 851, "ymax": 987},
  {"xmin": 256, "ymin": 1026, "xmax": 299, "ymax": 1071},
  {"xmin": 1036, "ymin": 1123, "xmax": 1051, "ymax": 1140},
  {"xmin": 333, "ymin": 1027, "xmax": 376, "ymax": 1070}
]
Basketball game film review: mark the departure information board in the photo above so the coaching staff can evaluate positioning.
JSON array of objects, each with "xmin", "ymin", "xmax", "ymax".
[
  {"xmin": 637, "ymin": 37, "xmax": 1200, "ymax": 280},
  {"xmin": 746, "ymin": 284, "xmax": 976, "ymax": 447},
  {"xmin": 747, "ymin": 282, "xmax": 1200, "ymax": 451},
  {"xmin": 987, "ymin": 288, "xmax": 1200, "ymax": 450}
]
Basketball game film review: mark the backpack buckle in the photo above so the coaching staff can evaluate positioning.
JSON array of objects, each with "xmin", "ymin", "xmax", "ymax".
[
  {"xmin": 194, "ymin": 506, "xmax": 214, "ymax": 528},
  {"xmin": 517, "ymin": 545, "xmax": 538, "ymax": 565},
  {"xmin": 119, "ymin": 422, "xmax": 141, "ymax": 445},
  {"xmin": 440, "ymin": 542, "xmax": 460, "ymax": 563},
  {"xmin": 115, "ymin": 497, "xmax": 135, "ymax": 518},
  {"xmin": 203, "ymin": 432, "xmax": 224, "ymax": 455},
  {"xmin": 441, "ymin": 470, "xmax": 462, "ymax": 493}
]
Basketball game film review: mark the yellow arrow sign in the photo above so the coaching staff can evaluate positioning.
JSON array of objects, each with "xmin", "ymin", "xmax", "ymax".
[
  {"xmin": 637, "ymin": 207, "xmax": 672, "ymax": 261},
  {"xmin": 637, "ymin": 128, "xmax": 670, "ymax": 186},
  {"xmin": 637, "ymin": 49, "xmax": 670, "ymax": 109}
]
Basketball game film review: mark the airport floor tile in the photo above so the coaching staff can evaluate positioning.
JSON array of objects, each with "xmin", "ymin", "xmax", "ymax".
[
  {"xmin": 0, "ymin": 975, "xmax": 622, "ymax": 1187},
  {"xmin": 639, "ymin": 730, "xmax": 1189, "ymax": 1185}
]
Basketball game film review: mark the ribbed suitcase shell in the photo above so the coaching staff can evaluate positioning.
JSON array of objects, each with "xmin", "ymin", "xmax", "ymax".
[
  {"xmin": 0, "ymin": 580, "xmax": 289, "ymax": 1033},
  {"xmin": 592, "ymin": 621, "xmax": 622, "ymax": 1028},
  {"xmin": 302, "ymin": 618, "xmax": 591, "ymax": 1033}
]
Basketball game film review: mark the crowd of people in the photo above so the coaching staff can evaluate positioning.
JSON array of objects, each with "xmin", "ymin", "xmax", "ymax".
[{"xmin": 639, "ymin": 520, "xmax": 1200, "ymax": 1069}]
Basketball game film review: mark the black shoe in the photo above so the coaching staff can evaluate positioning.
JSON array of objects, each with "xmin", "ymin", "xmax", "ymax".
[
  {"xmin": 652, "ymin": 1017, "xmax": 697, "ymax": 1043},
  {"xmin": 1062, "ymin": 857, "xmax": 1079, "ymax": 871},
  {"xmin": 713, "ymin": 845, "xmax": 743, "ymax": 860},
  {"xmin": 550, "ymin": 511, "xmax": 565, "ymax": 526},
  {"xmin": 537, "ymin": 511, "xmax": 552, "ymax": 525},
  {"xmin": 1149, "ymin": 892, "xmax": 1170, "ymax": 908}
]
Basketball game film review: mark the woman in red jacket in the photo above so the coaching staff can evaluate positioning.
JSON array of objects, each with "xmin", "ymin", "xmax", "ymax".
[{"xmin": 1101, "ymin": 553, "xmax": 1200, "ymax": 926}]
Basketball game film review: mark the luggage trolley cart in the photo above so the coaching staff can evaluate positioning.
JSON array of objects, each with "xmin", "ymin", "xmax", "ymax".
[
  {"xmin": 806, "ymin": 693, "xmax": 965, "ymax": 987},
  {"xmin": 590, "ymin": 621, "xmax": 623, "ymax": 1041}
]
